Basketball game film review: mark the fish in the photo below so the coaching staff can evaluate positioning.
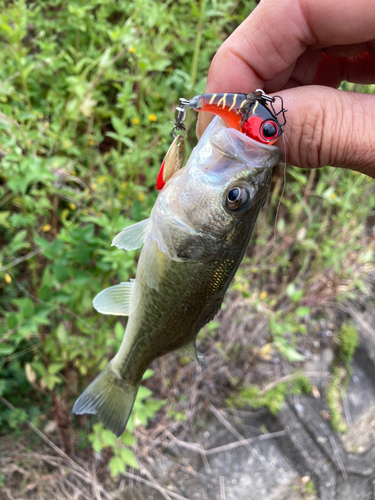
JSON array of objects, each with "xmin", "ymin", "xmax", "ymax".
[{"xmin": 72, "ymin": 116, "xmax": 282, "ymax": 437}]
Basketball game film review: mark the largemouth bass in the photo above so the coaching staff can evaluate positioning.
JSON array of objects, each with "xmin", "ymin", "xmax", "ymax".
[{"xmin": 73, "ymin": 117, "xmax": 282, "ymax": 436}]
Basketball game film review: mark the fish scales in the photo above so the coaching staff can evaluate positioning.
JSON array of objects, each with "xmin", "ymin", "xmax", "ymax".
[
  {"xmin": 119, "ymin": 222, "xmax": 255, "ymax": 378},
  {"xmin": 73, "ymin": 117, "xmax": 282, "ymax": 436}
]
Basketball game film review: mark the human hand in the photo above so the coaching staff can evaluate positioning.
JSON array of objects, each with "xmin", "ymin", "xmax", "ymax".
[{"xmin": 197, "ymin": 0, "xmax": 375, "ymax": 178}]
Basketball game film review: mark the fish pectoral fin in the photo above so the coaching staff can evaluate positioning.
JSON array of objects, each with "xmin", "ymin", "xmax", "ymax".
[
  {"xmin": 72, "ymin": 362, "xmax": 137, "ymax": 437},
  {"xmin": 178, "ymin": 339, "xmax": 205, "ymax": 364},
  {"xmin": 112, "ymin": 218, "xmax": 150, "ymax": 250},
  {"xmin": 93, "ymin": 281, "xmax": 136, "ymax": 316},
  {"xmin": 144, "ymin": 239, "xmax": 167, "ymax": 291}
]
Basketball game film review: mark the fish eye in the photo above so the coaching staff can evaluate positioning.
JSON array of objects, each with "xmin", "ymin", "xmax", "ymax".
[
  {"xmin": 226, "ymin": 186, "xmax": 249, "ymax": 210},
  {"xmin": 260, "ymin": 120, "xmax": 279, "ymax": 141}
]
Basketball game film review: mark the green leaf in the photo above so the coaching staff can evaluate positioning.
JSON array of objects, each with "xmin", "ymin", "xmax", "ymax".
[
  {"xmin": 142, "ymin": 369, "xmax": 154, "ymax": 380},
  {"xmin": 32, "ymin": 362, "xmax": 47, "ymax": 377},
  {"xmin": 101, "ymin": 429, "xmax": 117, "ymax": 447},
  {"xmin": 136, "ymin": 386, "xmax": 152, "ymax": 401},
  {"xmin": 44, "ymin": 374, "xmax": 62, "ymax": 390},
  {"xmin": 111, "ymin": 116, "xmax": 126, "ymax": 135},
  {"xmin": 276, "ymin": 342, "xmax": 305, "ymax": 363},
  {"xmin": 151, "ymin": 59, "xmax": 171, "ymax": 71},
  {"xmin": 48, "ymin": 363, "xmax": 65, "ymax": 375},
  {"xmin": 109, "ymin": 456, "xmax": 125, "ymax": 477},
  {"xmin": 295, "ymin": 306, "xmax": 311, "ymax": 317},
  {"xmin": 92, "ymin": 439, "xmax": 103, "ymax": 453},
  {"xmin": 119, "ymin": 448, "xmax": 138, "ymax": 469},
  {"xmin": 6, "ymin": 314, "xmax": 18, "ymax": 330},
  {"xmin": 55, "ymin": 323, "xmax": 68, "ymax": 345},
  {"xmin": 121, "ymin": 431, "xmax": 136, "ymax": 446},
  {"xmin": 0, "ymin": 343, "xmax": 15, "ymax": 355},
  {"xmin": 0, "ymin": 211, "xmax": 10, "ymax": 229},
  {"xmin": 114, "ymin": 322, "xmax": 123, "ymax": 341}
]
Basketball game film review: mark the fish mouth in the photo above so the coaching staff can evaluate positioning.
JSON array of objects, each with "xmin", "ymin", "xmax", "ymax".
[{"xmin": 210, "ymin": 125, "xmax": 283, "ymax": 170}]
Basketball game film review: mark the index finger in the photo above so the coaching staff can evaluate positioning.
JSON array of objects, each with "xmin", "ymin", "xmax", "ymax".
[{"xmin": 206, "ymin": 0, "xmax": 375, "ymax": 94}]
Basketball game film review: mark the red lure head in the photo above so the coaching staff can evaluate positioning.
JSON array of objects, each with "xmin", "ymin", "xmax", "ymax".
[
  {"xmin": 185, "ymin": 91, "xmax": 287, "ymax": 145},
  {"xmin": 239, "ymin": 99, "xmax": 282, "ymax": 144}
]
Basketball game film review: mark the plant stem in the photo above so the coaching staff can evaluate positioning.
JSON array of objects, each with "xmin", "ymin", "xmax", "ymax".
[
  {"xmin": 190, "ymin": 0, "xmax": 206, "ymax": 91},
  {"xmin": 52, "ymin": 389, "xmax": 70, "ymax": 455}
]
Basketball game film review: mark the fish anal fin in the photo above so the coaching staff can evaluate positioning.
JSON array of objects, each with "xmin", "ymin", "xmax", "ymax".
[
  {"xmin": 112, "ymin": 218, "xmax": 150, "ymax": 250},
  {"xmin": 93, "ymin": 281, "xmax": 137, "ymax": 316},
  {"xmin": 178, "ymin": 339, "xmax": 205, "ymax": 364}
]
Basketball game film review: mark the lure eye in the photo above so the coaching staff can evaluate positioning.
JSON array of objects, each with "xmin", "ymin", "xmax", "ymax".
[
  {"xmin": 260, "ymin": 120, "xmax": 279, "ymax": 141},
  {"xmin": 226, "ymin": 186, "xmax": 249, "ymax": 211}
]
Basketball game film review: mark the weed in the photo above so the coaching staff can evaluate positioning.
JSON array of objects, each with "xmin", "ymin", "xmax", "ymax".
[
  {"xmin": 325, "ymin": 322, "xmax": 359, "ymax": 433},
  {"xmin": 325, "ymin": 366, "xmax": 349, "ymax": 433},
  {"xmin": 338, "ymin": 322, "xmax": 359, "ymax": 366},
  {"xmin": 227, "ymin": 374, "xmax": 312, "ymax": 415}
]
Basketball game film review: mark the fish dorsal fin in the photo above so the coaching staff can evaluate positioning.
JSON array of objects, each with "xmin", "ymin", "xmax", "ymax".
[
  {"xmin": 112, "ymin": 218, "xmax": 150, "ymax": 250},
  {"xmin": 178, "ymin": 339, "xmax": 205, "ymax": 364},
  {"xmin": 93, "ymin": 281, "xmax": 137, "ymax": 316}
]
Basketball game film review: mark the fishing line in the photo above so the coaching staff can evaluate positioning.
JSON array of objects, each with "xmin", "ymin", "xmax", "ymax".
[{"xmin": 252, "ymin": 131, "xmax": 289, "ymax": 271}]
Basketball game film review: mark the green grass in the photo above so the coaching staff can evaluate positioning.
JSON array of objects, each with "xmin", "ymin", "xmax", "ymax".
[{"xmin": 0, "ymin": 0, "xmax": 374, "ymax": 489}]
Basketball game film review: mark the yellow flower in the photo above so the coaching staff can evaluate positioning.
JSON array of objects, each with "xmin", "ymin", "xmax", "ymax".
[
  {"xmin": 69, "ymin": 202, "xmax": 76, "ymax": 210},
  {"xmin": 98, "ymin": 175, "xmax": 106, "ymax": 184},
  {"xmin": 5, "ymin": 274, "xmax": 11, "ymax": 284},
  {"xmin": 138, "ymin": 192, "xmax": 145, "ymax": 202},
  {"xmin": 148, "ymin": 114, "xmax": 157, "ymax": 122},
  {"xmin": 26, "ymin": 140, "xmax": 31, "ymax": 147},
  {"xmin": 132, "ymin": 117, "xmax": 139, "ymax": 125},
  {"xmin": 88, "ymin": 139, "xmax": 95, "ymax": 146},
  {"xmin": 260, "ymin": 290, "xmax": 268, "ymax": 300},
  {"xmin": 45, "ymin": 121, "xmax": 50, "ymax": 128},
  {"xmin": 91, "ymin": 182, "xmax": 97, "ymax": 190},
  {"xmin": 43, "ymin": 224, "xmax": 51, "ymax": 232},
  {"xmin": 129, "ymin": 47, "xmax": 136, "ymax": 54},
  {"xmin": 330, "ymin": 193, "xmax": 337, "ymax": 200}
]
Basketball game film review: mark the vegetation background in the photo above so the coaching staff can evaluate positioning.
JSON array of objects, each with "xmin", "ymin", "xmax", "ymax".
[{"xmin": 0, "ymin": 0, "xmax": 374, "ymax": 498}]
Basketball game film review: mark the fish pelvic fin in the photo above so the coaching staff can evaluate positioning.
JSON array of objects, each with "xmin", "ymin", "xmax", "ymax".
[{"xmin": 72, "ymin": 363, "xmax": 137, "ymax": 437}]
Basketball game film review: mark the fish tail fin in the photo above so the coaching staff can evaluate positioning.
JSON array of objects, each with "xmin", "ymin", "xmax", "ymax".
[{"xmin": 72, "ymin": 363, "xmax": 137, "ymax": 437}]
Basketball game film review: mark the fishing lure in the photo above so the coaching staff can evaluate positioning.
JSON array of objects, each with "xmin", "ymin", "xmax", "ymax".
[
  {"xmin": 156, "ymin": 103, "xmax": 187, "ymax": 190},
  {"xmin": 156, "ymin": 90, "xmax": 286, "ymax": 190},
  {"xmin": 181, "ymin": 89, "xmax": 287, "ymax": 144}
]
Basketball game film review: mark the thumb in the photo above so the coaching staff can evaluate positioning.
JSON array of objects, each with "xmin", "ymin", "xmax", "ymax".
[
  {"xmin": 273, "ymin": 86, "xmax": 375, "ymax": 177},
  {"xmin": 195, "ymin": 86, "xmax": 375, "ymax": 178}
]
